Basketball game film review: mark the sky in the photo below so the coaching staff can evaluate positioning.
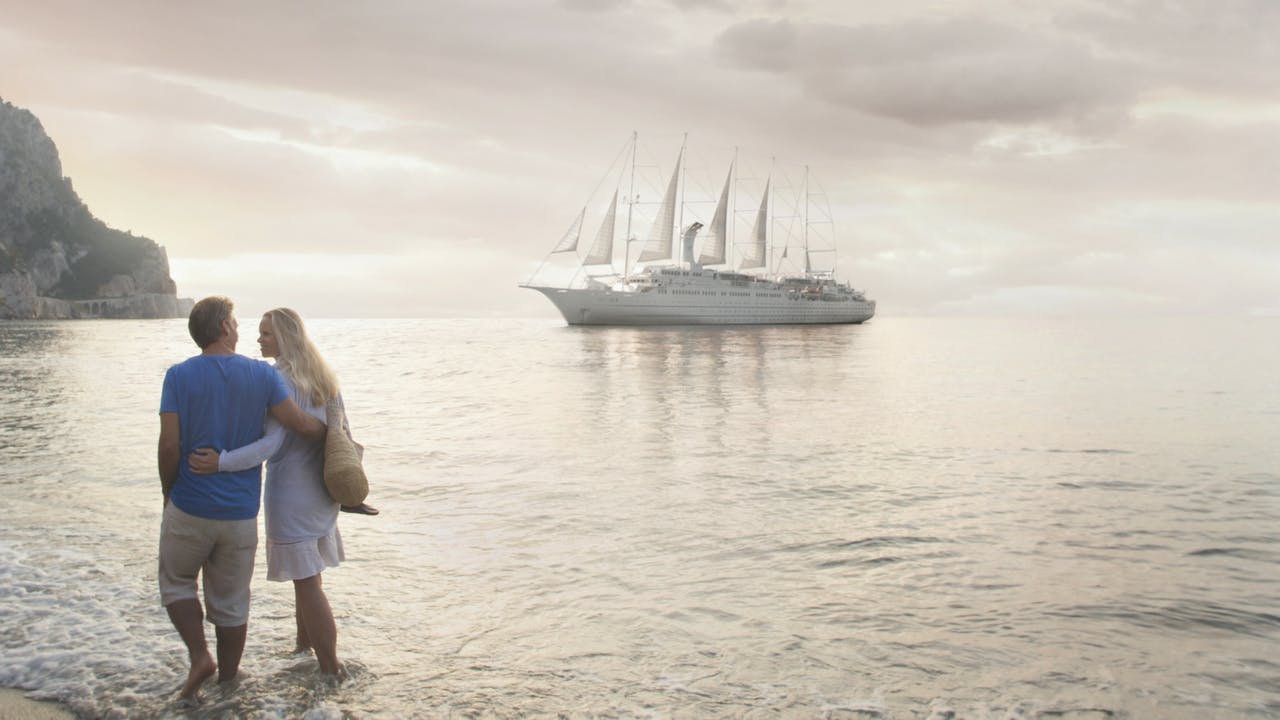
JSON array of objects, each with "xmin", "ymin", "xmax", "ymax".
[{"xmin": 2, "ymin": 0, "xmax": 1277, "ymax": 318}]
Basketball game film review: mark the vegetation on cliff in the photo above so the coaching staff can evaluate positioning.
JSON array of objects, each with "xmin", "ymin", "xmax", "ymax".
[{"xmin": 29, "ymin": 208, "xmax": 157, "ymax": 299}]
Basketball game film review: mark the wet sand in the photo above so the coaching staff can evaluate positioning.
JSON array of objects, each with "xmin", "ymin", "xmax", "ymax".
[{"xmin": 0, "ymin": 688, "xmax": 75, "ymax": 719}]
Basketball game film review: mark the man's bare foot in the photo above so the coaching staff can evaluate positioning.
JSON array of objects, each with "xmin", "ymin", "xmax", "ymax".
[{"xmin": 179, "ymin": 651, "xmax": 216, "ymax": 699}]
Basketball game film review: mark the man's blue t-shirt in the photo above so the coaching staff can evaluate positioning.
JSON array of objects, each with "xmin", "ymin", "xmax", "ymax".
[{"xmin": 160, "ymin": 354, "xmax": 291, "ymax": 520}]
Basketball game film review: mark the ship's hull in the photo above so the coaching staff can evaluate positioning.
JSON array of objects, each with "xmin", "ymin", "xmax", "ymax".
[{"xmin": 529, "ymin": 286, "xmax": 875, "ymax": 326}]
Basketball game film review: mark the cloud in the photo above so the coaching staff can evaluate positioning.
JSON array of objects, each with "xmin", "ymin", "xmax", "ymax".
[
  {"xmin": 713, "ymin": 16, "xmax": 1142, "ymax": 127},
  {"xmin": 559, "ymin": 0, "xmax": 631, "ymax": 12},
  {"xmin": 1061, "ymin": 0, "xmax": 1280, "ymax": 98},
  {"xmin": 559, "ymin": 0, "xmax": 736, "ymax": 12}
]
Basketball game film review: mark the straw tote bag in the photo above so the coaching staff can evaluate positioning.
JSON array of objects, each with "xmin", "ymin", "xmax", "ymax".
[{"xmin": 323, "ymin": 399, "xmax": 369, "ymax": 506}]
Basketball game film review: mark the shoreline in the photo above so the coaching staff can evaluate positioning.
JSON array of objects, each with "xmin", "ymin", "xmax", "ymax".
[{"xmin": 0, "ymin": 688, "xmax": 76, "ymax": 720}]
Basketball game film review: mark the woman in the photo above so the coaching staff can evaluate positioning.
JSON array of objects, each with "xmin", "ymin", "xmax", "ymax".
[{"xmin": 189, "ymin": 308, "xmax": 366, "ymax": 676}]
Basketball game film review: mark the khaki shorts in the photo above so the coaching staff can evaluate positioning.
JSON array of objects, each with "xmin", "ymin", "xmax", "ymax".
[{"xmin": 158, "ymin": 502, "xmax": 258, "ymax": 627}]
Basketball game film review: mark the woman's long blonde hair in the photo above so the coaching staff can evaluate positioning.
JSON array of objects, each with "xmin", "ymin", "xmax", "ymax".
[{"xmin": 264, "ymin": 308, "xmax": 339, "ymax": 406}]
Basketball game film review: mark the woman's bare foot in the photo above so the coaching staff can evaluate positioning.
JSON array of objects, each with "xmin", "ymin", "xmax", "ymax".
[
  {"xmin": 179, "ymin": 651, "xmax": 216, "ymax": 699},
  {"xmin": 320, "ymin": 663, "xmax": 348, "ymax": 685}
]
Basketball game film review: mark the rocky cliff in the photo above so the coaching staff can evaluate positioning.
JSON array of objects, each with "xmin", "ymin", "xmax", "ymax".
[{"xmin": 0, "ymin": 98, "xmax": 193, "ymax": 319}]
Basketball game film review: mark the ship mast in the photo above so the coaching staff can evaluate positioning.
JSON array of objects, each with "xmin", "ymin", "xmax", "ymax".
[
  {"xmin": 678, "ymin": 132, "xmax": 687, "ymax": 268},
  {"xmin": 622, "ymin": 131, "xmax": 638, "ymax": 284},
  {"xmin": 730, "ymin": 146, "xmax": 738, "ymax": 269},
  {"xmin": 766, "ymin": 157, "xmax": 775, "ymax": 277},
  {"xmin": 803, "ymin": 165, "xmax": 811, "ymax": 276}
]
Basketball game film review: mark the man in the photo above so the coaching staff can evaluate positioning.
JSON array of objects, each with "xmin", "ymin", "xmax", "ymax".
[{"xmin": 157, "ymin": 296, "xmax": 325, "ymax": 700}]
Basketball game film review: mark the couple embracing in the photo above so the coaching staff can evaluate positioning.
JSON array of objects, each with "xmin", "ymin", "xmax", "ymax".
[{"xmin": 156, "ymin": 296, "xmax": 375, "ymax": 700}]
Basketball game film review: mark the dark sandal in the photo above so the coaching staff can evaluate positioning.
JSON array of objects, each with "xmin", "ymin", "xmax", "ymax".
[{"xmin": 340, "ymin": 503, "xmax": 380, "ymax": 515}]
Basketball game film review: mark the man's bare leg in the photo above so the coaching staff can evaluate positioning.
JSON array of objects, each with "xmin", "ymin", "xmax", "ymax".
[
  {"xmin": 293, "ymin": 574, "xmax": 341, "ymax": 675},
  {"xmin": 214, "ymin": 623, "xmax": 248, "ymax": 683},
  {"xmin": 166, "ymin": 599, "xmax": 216, "ymax": 699}
]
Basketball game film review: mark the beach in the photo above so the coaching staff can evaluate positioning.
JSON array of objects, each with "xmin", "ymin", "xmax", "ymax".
[{"xmin": 0, "ymin": 688, "xmax": 74, "ymax": 720}]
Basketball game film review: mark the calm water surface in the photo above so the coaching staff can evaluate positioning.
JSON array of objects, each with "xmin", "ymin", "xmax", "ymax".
[{"xmin": 0, "ymin": 317, "xmax": 1277, "ymax": 719}]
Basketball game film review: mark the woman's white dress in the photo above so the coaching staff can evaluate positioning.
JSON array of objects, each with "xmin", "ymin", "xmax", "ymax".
[{"xmin": 219, "ymin": 379, "xmax": 344, "ymax": 581}]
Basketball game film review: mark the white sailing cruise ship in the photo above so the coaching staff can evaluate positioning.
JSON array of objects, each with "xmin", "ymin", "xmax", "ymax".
[{"xmin": 522, "ymin": 134, "xmax": 875, "ymax": 326}]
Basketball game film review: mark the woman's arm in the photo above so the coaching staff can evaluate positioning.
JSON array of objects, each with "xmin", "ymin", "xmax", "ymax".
[{"xmin": 188, "ymin": 419, "xmax": 287, "ymax": 474}]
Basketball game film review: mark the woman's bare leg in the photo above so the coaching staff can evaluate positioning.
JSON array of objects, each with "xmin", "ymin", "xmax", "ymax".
[
  {"xmin": 294, "ymin": 600, "xmax": 311, "ymax": 653},
  {"xmin": 293, "ymin": 574, "xmax": 341, "ymax": 675}
]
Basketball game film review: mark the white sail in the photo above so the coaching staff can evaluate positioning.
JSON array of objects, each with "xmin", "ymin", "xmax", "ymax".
[
  {"xmin": 638, "ymin": 147, "xmax": 683, "ymax": 262},
  {"xmin": 553, "ymin": 206, "xmax": 585, "ymax": 254},
  {"xmin": 583, "ymin": 188, "xmax": 618, "ymax": 266},
  {"xmin": 698, "ymin": 163, "xmax": 732, "ymax": 266},
  {"xmin": 739, "ymin": 177, "xmax": 768, "ymax": 269}
]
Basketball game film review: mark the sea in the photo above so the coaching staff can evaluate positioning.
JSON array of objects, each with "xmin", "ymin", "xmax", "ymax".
[{"xmin": 0, "ymin": 316, "xmax": 1277, "ymax": 720}]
